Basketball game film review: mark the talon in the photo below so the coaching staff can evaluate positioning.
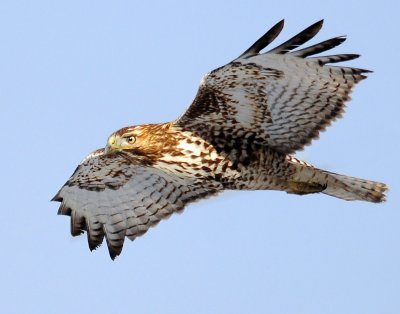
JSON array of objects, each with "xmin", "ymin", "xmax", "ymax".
[{"xmin": 287, "ymin": 181, "xmax": 326, "ymax": 195}]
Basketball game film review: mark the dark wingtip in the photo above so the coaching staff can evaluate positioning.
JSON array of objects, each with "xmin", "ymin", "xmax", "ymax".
[
  {"xmin": 103, "ymin": 226, "xmax": 125, "ymax": 261},
  {"xmin": 87, "ymin": 221, "xmax": 105, "ymax": 252},
  {"xmin": 239, "ymin": 19, "xmax": 285, "ymax": 58},
  {"xmin": 313, "ymin": 53, "xmax": 363, "ymax": 66},
  {"xmin": 275, "ymin": 19, "xmax": 285, "ymax": 30},
  {"xmin": 311, "ymin": 19, "xmax": 324, "ymax": 31},
  {"xmin": 70, "ymin": 211, "xmax": 86, "ymax": 236},
  {"xmin": 292, "ymin": 36, "xmax": 347, "ymax": 58},
  {"xmin": 51, "ymin": 192, "xmax": 62, "ymax": 202},
  {"xmin": 107, "ymin": 244, "xmax": 123, "ymax": 261},
  {"xmin": 88, "ymin": 238, "xmax": 103, "ymax": 252},
  {"xmin": 110, "ymin": 251, "xmax": 118, "ymax": 261},
  {"xmin": 57, "ymin": 203, "xmax": 72, "ymax": 216},
  {"xmin": 268, "ymin": 19, "xmax": 325, "ymax": 54}
]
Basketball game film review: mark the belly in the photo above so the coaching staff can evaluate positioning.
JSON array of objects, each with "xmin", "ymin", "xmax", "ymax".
[{"xmin": 217, "ymin": 144, "xmax": 295, "ymax": 191}]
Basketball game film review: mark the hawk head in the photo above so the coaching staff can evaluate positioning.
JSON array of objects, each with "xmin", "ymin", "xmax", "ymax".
[
  {"xmin": 106, "ymin": 127, "xmax": 138, "ymax": 152},
  {"xmin": 105, "ymin": 123, "xmax": 179, "ymax": 165}
]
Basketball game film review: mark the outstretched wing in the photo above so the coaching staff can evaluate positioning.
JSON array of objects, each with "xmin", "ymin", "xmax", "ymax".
[
  {"xmin": 175, "ymin": 20, "xmax": 369, "ymax": 154},
  {"xmin": 52, "ymin": 149, "xmax": 222, "ymax": 259}
]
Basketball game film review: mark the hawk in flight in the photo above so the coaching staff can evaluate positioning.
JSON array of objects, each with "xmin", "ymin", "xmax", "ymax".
[{"xmin": 53, "ymin": 20, "xmax": 388, "ymax": 259}]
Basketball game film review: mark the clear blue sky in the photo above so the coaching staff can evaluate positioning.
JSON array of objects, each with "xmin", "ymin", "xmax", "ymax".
[{"xmin": 1, "ymin": 1, "xmax": 399, "ymax": 313}]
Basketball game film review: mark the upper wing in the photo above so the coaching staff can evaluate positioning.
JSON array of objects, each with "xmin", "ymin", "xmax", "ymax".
[
  {"xmin": 175, "ymin": 20, "xmax": 369, "ymax": 154},
  {"xmin": 52, "ymin": 149, "xmax": 222, "ymax": 259}
]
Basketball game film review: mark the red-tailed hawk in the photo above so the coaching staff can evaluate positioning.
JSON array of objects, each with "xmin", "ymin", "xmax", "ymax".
[{"xmin": 53, "ymin": 20, "xmax": 388, "ymax": 259}]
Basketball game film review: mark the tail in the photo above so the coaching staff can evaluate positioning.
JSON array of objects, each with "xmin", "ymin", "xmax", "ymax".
[
  {"xmin": 287, "ymin": 157, "xmax": 388, "ymax": 203},
  {"xmin": 321, "ymin": 171, "xmax": 388, "ymax": 203}
]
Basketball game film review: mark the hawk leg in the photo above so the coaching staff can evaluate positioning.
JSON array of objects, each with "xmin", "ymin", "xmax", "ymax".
[{"xmin": 286, "ymin": 180, "xmax": 327, "ymax": 195}]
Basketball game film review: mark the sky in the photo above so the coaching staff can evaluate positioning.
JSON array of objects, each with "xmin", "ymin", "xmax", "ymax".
[{"xmin": 0, "ymin": 1, "xmax": 399, "ymax": 313}]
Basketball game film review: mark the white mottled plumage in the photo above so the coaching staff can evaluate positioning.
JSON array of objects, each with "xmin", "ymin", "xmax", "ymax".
[{"xmin": 53, "ymin": 20, "xmax": 388, "ymax": 259}]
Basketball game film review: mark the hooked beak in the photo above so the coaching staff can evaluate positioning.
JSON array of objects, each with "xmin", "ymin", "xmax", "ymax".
[{"xmin": 105, "ymin": 134, "xmax": 119, "ymax": 153}]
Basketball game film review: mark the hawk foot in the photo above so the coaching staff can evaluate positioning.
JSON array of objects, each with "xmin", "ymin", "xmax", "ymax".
[{"xmin": 287, "ymin": 181, "xmax": 327, "ymax": 195}]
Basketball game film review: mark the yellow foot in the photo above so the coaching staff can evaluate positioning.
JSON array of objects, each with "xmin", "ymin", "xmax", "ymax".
[{"xmin": 287, "ymin": 181, "xmax": 327, "ymax": 195}]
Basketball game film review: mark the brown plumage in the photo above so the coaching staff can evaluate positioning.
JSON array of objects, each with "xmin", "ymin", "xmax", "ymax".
[{"xmin": 53, "ymin": 20, "xmax": 388, "ymax": 259}]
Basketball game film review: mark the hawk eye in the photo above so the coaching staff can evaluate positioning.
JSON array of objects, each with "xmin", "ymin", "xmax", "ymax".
[{"xmin": 127, "ymin": 136, "xmax": 136, "ymax": 144}]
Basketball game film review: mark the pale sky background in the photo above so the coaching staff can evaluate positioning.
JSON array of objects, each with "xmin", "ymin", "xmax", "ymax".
[{"xmin": 0, "ymin": 1, "xmax": 399, "ymax": 313}]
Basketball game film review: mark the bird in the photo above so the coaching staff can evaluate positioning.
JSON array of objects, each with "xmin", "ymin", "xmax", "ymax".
[{"xmin": 53, "ymin": 20, "xmax": 388, "ymax": 260}]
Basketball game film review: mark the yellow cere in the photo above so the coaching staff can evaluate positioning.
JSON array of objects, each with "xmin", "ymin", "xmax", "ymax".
[{"xmin": 107, "ymin": 134, "xmax": 117, "ymax": 147}]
